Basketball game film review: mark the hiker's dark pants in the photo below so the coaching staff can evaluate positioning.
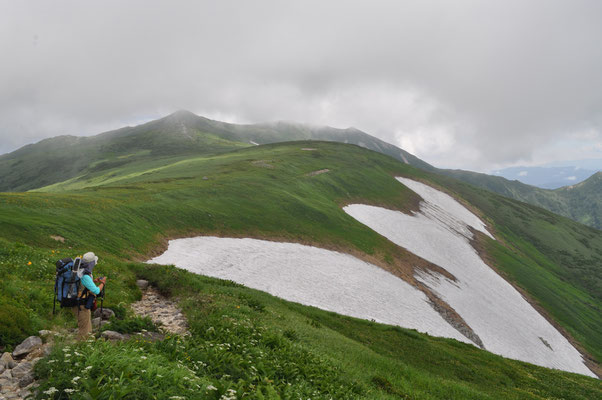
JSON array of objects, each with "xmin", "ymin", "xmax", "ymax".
[{"xmin": 71, "ymin": 305, "xmax": 92, "ymax": 340}]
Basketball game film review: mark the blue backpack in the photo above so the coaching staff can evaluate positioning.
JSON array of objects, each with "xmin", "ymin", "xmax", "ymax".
[{"xmin": 54, "ymin": 257, "xmax": 85, "ymax": 310}]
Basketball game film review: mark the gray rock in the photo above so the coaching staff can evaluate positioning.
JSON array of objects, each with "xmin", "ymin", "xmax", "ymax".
[
  {"xmin": 0, "ymin": 364, "xmax": 4, "ymax": 375},
  {"xmin": 136, "ymin": 279, "xmax": 149, "ymax": 290},
  {"xmin": 92, "ymin": 317, "xmax": 102, "ymax": 327},
  {"xmin": 18, "ymin": 373, "xmax": 34, "ymax": 388},
  {"xmin": 0, "ymin": 353, "xmax": 16, "ymax": 369},
  {"xmin": 38, "ymin": 330, "xmax": 54, "ymax": 338},
  {"xmin": 101, "ymin": 320, "xmax": 111, "ymax": 327},
  {"xmin": 12, "ymin": 336, "xmax": 42, "ymax": 358},
  {"xmin": 0, "ymin": 369, "xmax": 12, "ymax": 379},
  {"xmin": 140, "ymin": 331, "xmax": 165, "ymax": 342},
  {"xmin": 101, "ymin": 330, "xmax": 125, "ymax": 341},
  {"xmin": 42, "ymin": 344, "xmax": 53, "ymax": 356},
  {"xmin": 11, "ymin": 362, "xmax": 32, "ymax": 379},
  {"xmin": 94, "ymin": 308, "xmax": 115, "ymax": 320},
  {"xmin": 0, "ymin": 377, "xmax": 11, "ymax": 389}
]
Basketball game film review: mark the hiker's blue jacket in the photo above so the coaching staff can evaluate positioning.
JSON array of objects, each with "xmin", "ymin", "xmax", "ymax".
[{"xmin": 81, "ymin": 275, "xmax": 101, "ymax": 295}]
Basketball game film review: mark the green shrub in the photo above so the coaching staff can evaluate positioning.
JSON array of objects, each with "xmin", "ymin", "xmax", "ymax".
[
  {"xmin": 102, "ymin": 316, "xmax": 158, "ymax": 334},
  {"xmin": 0, "ymin": 303, "xmax": 32, "ymax": 348}
]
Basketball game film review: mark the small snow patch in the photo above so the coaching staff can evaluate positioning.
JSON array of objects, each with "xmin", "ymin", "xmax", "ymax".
[
  {"xmin": 250, "ymin": 141, "xmax": 259, "ymax": 146},
  {"xmin": 301, "ymin": 148, "xmax": 317, "ymax": 151},
  {"xmin": 399, "ymin": 152, "xmax": 409, "ymax": 164},
  {"xmin": 306, "ymin": 169, "xmax": 330, "ymax": 177},
  {"xmin": 50, "ymin": 235, "xmax": 65, "ymax": 243}
]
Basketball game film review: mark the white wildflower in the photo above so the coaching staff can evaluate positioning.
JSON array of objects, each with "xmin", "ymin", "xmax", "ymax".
[
  {"xmin": 140, "ymin": 356, "xmax": 147, "ymax": 360},
  {"xmin": 207, "ymin": 385, "xmax": 218, "ymax": 391},
  {"xmin": 43, "ymin": 387, "xmax": 58, "ymax": 395},
  {"xmin": 64, "ymin": 388, "xmax": 75, "ymax": 393}
]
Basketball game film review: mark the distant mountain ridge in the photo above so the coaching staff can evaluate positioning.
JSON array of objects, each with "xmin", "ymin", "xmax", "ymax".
[
  {"xmin": 1, "ymin": 110, "xmax": 600, "ymax": 229},
  {"xmin": 492, "ymin": 165, "xmax": 599, "ymax": 189},
  {"xmin": 0, "ymin": 110, "xmax": 433, "ymax": 192}
]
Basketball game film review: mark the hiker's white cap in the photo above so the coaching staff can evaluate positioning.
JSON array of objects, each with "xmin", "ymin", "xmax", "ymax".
[{"xmin": 82, "ymin": 252, "xmax": 98, "ymax": 264}]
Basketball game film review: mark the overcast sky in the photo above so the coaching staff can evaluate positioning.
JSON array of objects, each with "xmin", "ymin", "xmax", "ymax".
[{"xmin": 1, "ymin": 0, "xmax": 601, "ymax": 171}]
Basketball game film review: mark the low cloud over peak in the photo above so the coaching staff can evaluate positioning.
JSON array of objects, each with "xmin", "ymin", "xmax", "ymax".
[{"xmin": 1, "ymin": 0, "xmax": 601, "ymax": 171}]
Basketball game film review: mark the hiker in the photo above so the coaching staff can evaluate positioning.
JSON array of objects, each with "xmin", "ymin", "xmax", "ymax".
[{"xmin": 71, "ymin": 252, "xmax": 106, "ymax": 340}]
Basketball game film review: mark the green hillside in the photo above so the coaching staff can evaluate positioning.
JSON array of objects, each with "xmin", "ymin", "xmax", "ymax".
[
  {"xmin": 2, "ymin": 110, "xmax": 598, "ymax": 229},
  {"xmin": 0, "ymin": 111, "xmax": 432, "ymax": 193},
  {"xmin": 1, "ymin": 141, "xmax": 601, "ymax": 398},
  {"xmin": 0, "ymin": 111, "xmax": 250, "ymax": 192},
  {"xmin": 440, "ymin": 169, "xmax": 602, "ymax": 230}
]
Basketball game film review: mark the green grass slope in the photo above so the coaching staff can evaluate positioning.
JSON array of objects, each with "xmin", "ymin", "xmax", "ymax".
[
  {"xmin": 0, "ymin": 141, "xmax": 600, "ymax": 398},
  {"xmin": 3, "ymin": 110, "xmax": 598, "ymax": 229},
  {"xmin": 2, "ymin": 240, "xmax": 600, "ymax": 399},
  {"xmin": 440, "ymin": 169, "xmax": 602, "ymax": 230},
  {"xmin": 0, "ymin": 111, "xmax": 250, "ymax": 192}
]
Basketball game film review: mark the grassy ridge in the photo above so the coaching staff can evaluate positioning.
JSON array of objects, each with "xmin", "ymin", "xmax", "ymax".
[{"xmin": 0, "ymin": 141, "xmax": 600, "ymax": 397}]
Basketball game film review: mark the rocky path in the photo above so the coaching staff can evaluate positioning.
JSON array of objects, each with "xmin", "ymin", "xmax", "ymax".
[
  {"xmin": 130, "ymin": 280, "xmax": 189, "ymax": 336},
  {"xmin": 0, "ymin": 334, "xmax": 53, "ymax": 400},
  {"xmin": 0, "ymin": 281, "xmax": 189, "ymax": 399}
]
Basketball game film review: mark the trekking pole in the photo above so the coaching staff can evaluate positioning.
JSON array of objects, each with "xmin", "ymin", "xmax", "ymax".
[
  {"xmin": 99, "ymin": 287, "xmax": 105, "ymax": 331},
  {"xmin": 52, "ymin": 288, "xmax": 57, "ymax": 315}
]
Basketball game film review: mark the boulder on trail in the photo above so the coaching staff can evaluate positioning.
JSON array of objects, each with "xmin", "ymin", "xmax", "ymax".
[
  {"xmin": 38, "ymin": 330, "xmax": 57, "ymax": 339},
  {"xmin": 94, "ymin": 308, "xmax": 115, "ymax": 320},
  {"xmin": 10, "ymin": 362, "xmax": 32, "ymax": 379},
  {"xmin": 18, "ymin": 373, "xmax": 34, "ymax": 388},
  {"xmin": 0, "ymin": 353, "xmax": 17, "ymax": 369},
  {"xmin": 136, "ymin": 279, "xmax": 149, "ymax": 290},
  {"xmin": 12, "ymin": 337, "xmax": 42, "ymax": 358},
  {"xmin": 101, "ymin": 330, "xmax": 125, "ymax": 341}
]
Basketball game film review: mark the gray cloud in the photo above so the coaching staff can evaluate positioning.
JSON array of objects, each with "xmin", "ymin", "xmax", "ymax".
[{"xmin": 1, "ymin": 0, "xmax": 601, "ymax": 170}]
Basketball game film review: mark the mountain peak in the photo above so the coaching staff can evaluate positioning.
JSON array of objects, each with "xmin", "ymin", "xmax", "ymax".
[{"xmin": 165, "ymin": 109, "xmax": 201, "ymax": 120}]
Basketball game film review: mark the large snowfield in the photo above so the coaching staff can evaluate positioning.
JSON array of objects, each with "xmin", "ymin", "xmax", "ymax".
[
  {"xmin": 344, "ymin": 177, "xmax": 594, "ymax": 377},
  {"xmin": 149, "ymin": 236, "xmax": 470, "ymax": 344},
  {"xmin": 149, "ymin": 177, "xmax": 595, "ymax": 377}
]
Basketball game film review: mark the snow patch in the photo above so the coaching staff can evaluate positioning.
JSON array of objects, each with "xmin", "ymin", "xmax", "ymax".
[
  {"xmin": 148, "ymin": 237, "xmax": 470, "ymax": 344},
  {"xmin": 343, "ymin": 178, "xmax": 594, "ymax": 377},
  {"xmin": 397, "ymin": 177, "xmax": 494, "ymax": 239},
  {"xmin": 306, "ymin": 169, "xmax": 330, "ymax": 177}
]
